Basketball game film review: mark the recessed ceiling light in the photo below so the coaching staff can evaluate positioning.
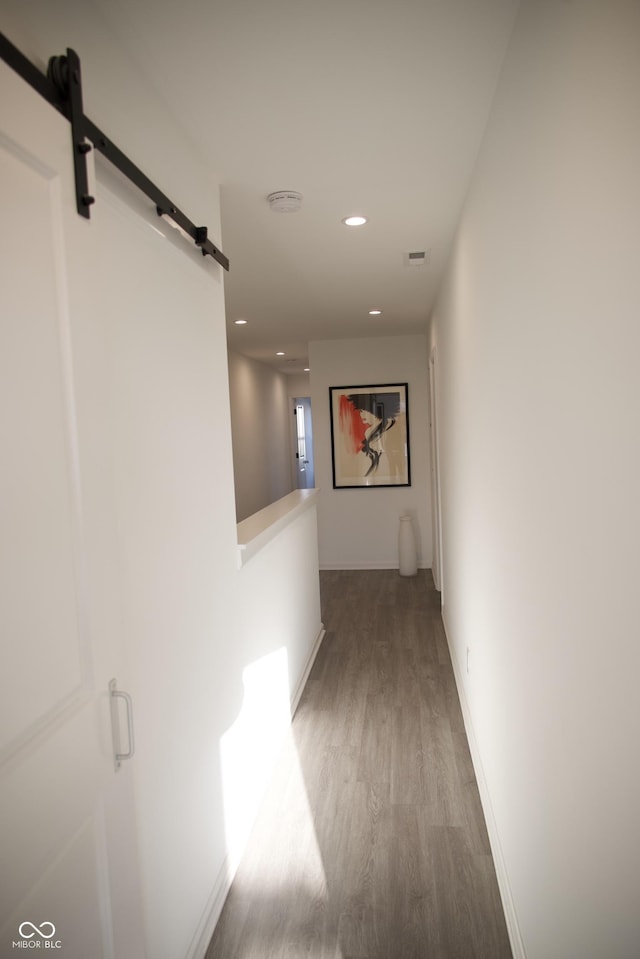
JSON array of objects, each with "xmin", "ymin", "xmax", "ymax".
[
  {"xmin": 304, "ymin": 368, "xmax": 310, "ymax": 372},
  {"xmin": 276, "ymin": 351, "xmax": 285, "ymax": 356},
  {"xmin": 234, "ymin": 319, "xmax": 248, "ymax": 325},
  {"xmin": 342, "ymin": 215, "xmax": 368, "ymax": 227},
  {"xmin": 368, "ymin": 309, "xmax": 383, "ymax": 315}
]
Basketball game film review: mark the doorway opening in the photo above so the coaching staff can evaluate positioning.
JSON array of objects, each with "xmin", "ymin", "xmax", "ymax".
[{"xmin": 292, "ymin": 397, "xmax": 315, "ymax": 490}]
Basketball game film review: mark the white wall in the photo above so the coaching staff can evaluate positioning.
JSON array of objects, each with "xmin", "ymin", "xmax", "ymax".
[
  {"xmin": 224, "ymin": 502, "xmax": 322, "ymax": 859},
  {"xmin": 287, "ymin": 372, "xmax": 312, "ymax": 398},
  {"xmin": 205, "ymin": 499, "xmax": 323, "ymax": 954},
  {"xmin": 228, "ymin": 352, "xmax": 294, "ymax": 521},
  {"xmin": 429, "ymin": 2, "xmax": 640, "ymax": 957},
  {"xmin": 310, "ymin": 335, "xmax": 432, "ymax": 569}
]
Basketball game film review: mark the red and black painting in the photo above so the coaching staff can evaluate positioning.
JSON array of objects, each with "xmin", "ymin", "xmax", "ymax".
[{"xmin": 329, "ymin": 384, "xmax": 410, "ymax": 488}]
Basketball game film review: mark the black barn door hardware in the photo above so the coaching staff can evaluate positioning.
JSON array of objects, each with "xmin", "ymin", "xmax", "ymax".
[{"xmin": 0, "ymin": 33, "xmax": 229, "ymax": 271}]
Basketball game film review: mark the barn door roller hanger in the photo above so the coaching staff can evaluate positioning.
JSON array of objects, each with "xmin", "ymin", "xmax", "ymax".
[{"xmin": 0, "ymin": 33, "xmax": 229, "ymax": 271}]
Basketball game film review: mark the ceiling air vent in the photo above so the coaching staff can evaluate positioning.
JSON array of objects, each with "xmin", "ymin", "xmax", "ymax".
[{"xmin": 404, "ymin": 249, "xmax": 430, "ymax": 268}]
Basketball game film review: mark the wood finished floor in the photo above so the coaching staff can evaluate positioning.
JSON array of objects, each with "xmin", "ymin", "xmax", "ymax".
[{"xmin": 206, "ymin": 569, "xmax": 512, "ymax": 959}]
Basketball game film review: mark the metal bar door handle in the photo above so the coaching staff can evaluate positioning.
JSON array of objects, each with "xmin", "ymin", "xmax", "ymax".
[{"xmin": 109, "ymin": 679, "xmax": 135, "ymax": 770}]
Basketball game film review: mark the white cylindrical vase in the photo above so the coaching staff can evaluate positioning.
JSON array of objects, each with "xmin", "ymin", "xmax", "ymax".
[{"xmin": 398, "ymin": 515, "xmax": 418, "ymax": 577}]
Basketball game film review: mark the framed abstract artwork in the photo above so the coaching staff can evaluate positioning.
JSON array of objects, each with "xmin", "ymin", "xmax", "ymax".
[{"xmin": 329, "ymin": 383, "xmax": 411, "ymax": 488}]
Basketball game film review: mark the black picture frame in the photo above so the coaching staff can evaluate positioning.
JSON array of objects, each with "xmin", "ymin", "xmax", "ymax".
[{"xmin": 329, "ymin": 383, "xmax": 411, "ymax": 489}]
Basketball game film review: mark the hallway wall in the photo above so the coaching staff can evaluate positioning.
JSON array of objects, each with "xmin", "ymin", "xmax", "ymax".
[
  {"xmin": 429, "ymin": 2, "xmax": 640, "ymax": 957},
  {"xmin": 310, "ymin": 335, "xmax": 432, "ymax": 570},
  {"xmin": 227, "ymin": 351, "xmax": 294, "ymax": 521}
]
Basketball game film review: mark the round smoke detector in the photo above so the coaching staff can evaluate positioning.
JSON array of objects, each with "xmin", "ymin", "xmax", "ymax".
[{"xmin": 267, "ymin": 191, "xmax": 303, "ymax": 213}]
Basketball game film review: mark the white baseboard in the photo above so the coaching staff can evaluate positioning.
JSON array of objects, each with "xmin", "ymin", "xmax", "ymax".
[
  {"xmin": 441, "ymin": 609, "xmax": 527, "ymax": 959},
  {"xmin": 319, "ymin": 562, "xmax": 430, "ymax": 570},
  {"xmin": 184, "ymin": 855, "xmax": 234, "ymax": 959},
  {"xmin": 186, "ymin": 622, "xmax": 327, "ymax": 959},
  {"xmin": 291, "ymin": 623, "xmax": 326, "ymax": 716}
]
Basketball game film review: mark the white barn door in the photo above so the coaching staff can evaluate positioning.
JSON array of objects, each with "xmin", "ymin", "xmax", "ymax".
[{"xmin": 0, "ymin": 61, "xmax": 145, "ymax": 958}]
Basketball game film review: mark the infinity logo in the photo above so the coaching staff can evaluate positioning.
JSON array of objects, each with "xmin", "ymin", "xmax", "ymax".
[{"xmin": 18, "ymin": 922, "xmax": 56, "ymax": 940}]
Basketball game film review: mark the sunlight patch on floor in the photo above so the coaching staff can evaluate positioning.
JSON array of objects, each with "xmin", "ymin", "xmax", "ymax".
[
  {"xmin": 218, "ymin": 645, "xmax": 335, "ymax": 954},
  {"xmin": 218, "ymin": 717, "xmax": 337, "ymax": 957}
]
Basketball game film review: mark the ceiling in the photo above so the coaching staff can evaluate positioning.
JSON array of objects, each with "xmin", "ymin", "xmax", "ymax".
[{"xmin": 97, "ymin": 0, "xmax": 519, "ymax": 373}]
